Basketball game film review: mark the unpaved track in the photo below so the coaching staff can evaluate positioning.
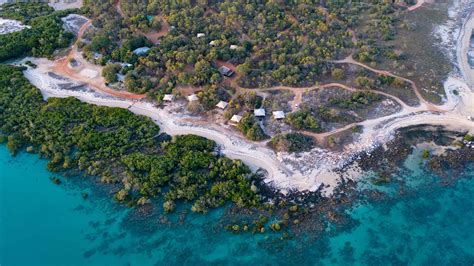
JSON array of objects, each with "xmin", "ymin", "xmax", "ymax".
[
  {"xmin": 53, "ymin": 18, "xmax": 146, "ymax": 99},
  {"xmin": 333, "ymin": 55, "xmax": 444, "ymax": 112},
  {"xmin": 408, "ymin": 0, "xmax": 427, "ymax": 11},
  {"xmin": 259, "ymin": 82, "xmax": 410, "ymax": 111}
]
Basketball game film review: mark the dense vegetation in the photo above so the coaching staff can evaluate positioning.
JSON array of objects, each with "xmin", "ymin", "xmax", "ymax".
[
  {"xmin": 269, "ymin": 133, "xmax": 314, "ymax": 153},
  {"xmin": 80, "ymin": 0, "xmax": 413, "ymax": 96},
  {"xmin": 0, "ymin": 65, "xmax": 261, "ymax": 214},
  {"xmin": 329, "ymin": 91, "xmax": 382, "ymax": 109},
  {"xmin": 237, "ymin": 113, "xmax": 268, "ymax": 141},
  {"xmin": 0, "ymin": 3, "xmax": 74, "ymax": 61}
]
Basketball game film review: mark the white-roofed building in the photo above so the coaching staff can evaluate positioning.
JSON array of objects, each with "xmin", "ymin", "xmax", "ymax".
[
  {"xmin": 209, "ymin": 40, "xmax": 217, "ymax": 46},
  {"xmin": 272, "ymin": 111, "xmax": 285, "ymax": 119},
  {"xmin": 230, "ymin": 115, "xmax": 243, "ymax": 123},
  {"xmin": 197, "ymin": 33, "xmax": 206, "ymax": 38},
  {"xmin": 254, "ymin": 108, "xmax": 266, "ymax": 117},
  {"xmin": 163, "ymin": 94, "xmax": 174, "ymax": 101},
  {"xmin": 216, "ymin": 101, "xmax": 228, "ymax": 109},
  {"xmin": 229, "ymin": 45, "xmax": 240, "ymax": 50},
  {"xmin": 187, "ymin": 94, "xmax": 199, "ymax": 102},
  {"xmin": 133, "ymin": 47, "xmax": 150, "ymax": 55}
]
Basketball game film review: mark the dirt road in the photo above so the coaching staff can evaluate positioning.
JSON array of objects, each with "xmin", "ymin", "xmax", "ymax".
[{"xmin": 53, "ymin": 17, "xmax": 146, "ymax": 100}]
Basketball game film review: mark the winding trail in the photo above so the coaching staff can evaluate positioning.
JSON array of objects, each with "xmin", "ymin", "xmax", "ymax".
[
  {"xmin": 258, "ymin": 82, "xmax": 410, "ymax": 111},
  {"xmin": 332, "ymin": 55, "xmax": 444, "ymax": 112},
  {"xmin": 408, "ymin": 0, "xmax": 427, "ymax": 11}
]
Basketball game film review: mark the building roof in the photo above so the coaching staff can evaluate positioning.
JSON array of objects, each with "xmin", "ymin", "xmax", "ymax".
[
  {"xmin": 209, "ymin": 40, "xmax": 217, "ymax": 46},
  {"xmin": 229, "ymin": 45, "xmax": 240, "ymax": 50},
  {"xmin": 254, "ymin": 108, "xmax": 266, "ymax": 117},
  {"xmin": 218, "ymin": 66, "xmax": 234, "ymax": 77},
  {"xmin": 187, "ymin": 94, "xmax": 199, "ymax": 102},
  {"xmin": 132, "ymin": 47, "xmax": 150, "ymax": 55},
  {"xmin": 197, "ymin": 33, "xmax": 206, "ymax": 38},
  {"xmin": 163, "ymin": 94, "xmax": 174, "ymax": 101},
  {"xmin": 216, "ymin": 101, "xmax": 228, "ymax": 109},
  {"xmin": 230, "ymin": 115, "xmax": 243, "ymax": 123},
  {"xmin": 272, "ymin": 111, "xmax": 285, "ymax": 119}
]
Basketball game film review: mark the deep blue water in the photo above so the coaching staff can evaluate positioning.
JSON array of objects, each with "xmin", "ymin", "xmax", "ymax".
[{"xmin": 0, "ymin": 144, "xmax": 473, "ymax": 265}]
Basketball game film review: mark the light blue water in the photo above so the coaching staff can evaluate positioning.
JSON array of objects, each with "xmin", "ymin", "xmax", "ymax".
[{"xmin": 1, "ymin": 144, "xmax": 473, "ymax": 265}]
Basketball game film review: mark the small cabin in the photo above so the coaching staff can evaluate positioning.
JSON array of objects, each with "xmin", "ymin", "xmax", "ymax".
[
  {"xmin": 163, "ymin": 94, "xmax": 174, "ymax": 102},
  {"xmin": 216, "ymin": 101, "xmax": 228, "ymax": 109},
  {"xmin": 229, "ymin": 45, "xmax": 240, "ymax": 50},
  {"xmin": 218, "ymin": 66, "xmax": 234, "ymax": 77},
  {"xmin": 197, "ymin": 33, "xmax": 206, "ymax": 38},
  {"xmin": 254, "ymin": 108, "xmax": 266, "ymax": 117},
  {"xmin": 133, "ymin": 47, "xmax": 150, "ymax": 55},
  {"xmin": 209, "ymin": 40, "xmax": 217, "ymax": 46},
  {"xmin": 272, "ymin": 111, "xmax": 285, "ymax": 120},
  {"xmin": 230, "ymin": 115, "xmax": 243, "ymax": 123},
  {"xmin": 187, "ymin": 94, "xmax": 199, "ymax": 102}
]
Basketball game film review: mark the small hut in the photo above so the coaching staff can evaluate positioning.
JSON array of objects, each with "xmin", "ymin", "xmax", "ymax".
[
  {"xmin": 133, "ymin": 47, "xmax": 150, "ymax": 55},
  {"xmin": 187, "ymin": 94, "xmax": 199, "ymax": 102},
  {"xmin": 163, "ymin": 94, "xmax": 174, "ymax": 102},
  {"xmin": 272, "ymin": 111, "xmax": 285, "ymax": 120},
  {"xmin": 216, "ymin": 101, "xmax": 228, "ymax": 109},
  {"xmin": 254, "ymin": 108, "xmax": 266, "ymax": 117},
  {"xmin": 231, "ymin": 115, "xmax": 243, "ymax": 123}
]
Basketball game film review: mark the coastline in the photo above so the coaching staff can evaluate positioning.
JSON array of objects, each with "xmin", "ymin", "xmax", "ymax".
[
  {"xmin": 1, "ymin": 2, "xmax": 474, "ymax": 264},
  {"xmin": 3, "ymin": 0, "xmax": 473, "ymax": 197},
  {"xmin": 19, "ymin": 56, "xmax": 474, "ymax": 196}
]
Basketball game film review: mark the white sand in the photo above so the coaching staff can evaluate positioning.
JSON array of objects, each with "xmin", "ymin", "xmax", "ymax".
[
  {"xmin": 79, "ymin": 68, "xmax": 98, "ymax": 79},
  {"xmin": 0, "ymin": 18, "xmax": 30, "ymax": 35}
]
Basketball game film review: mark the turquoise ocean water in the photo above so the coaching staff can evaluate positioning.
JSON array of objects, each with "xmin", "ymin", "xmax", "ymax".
[{"xmin": 0, "ymin": 144, "xmax": 473, "ymax": 265}]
